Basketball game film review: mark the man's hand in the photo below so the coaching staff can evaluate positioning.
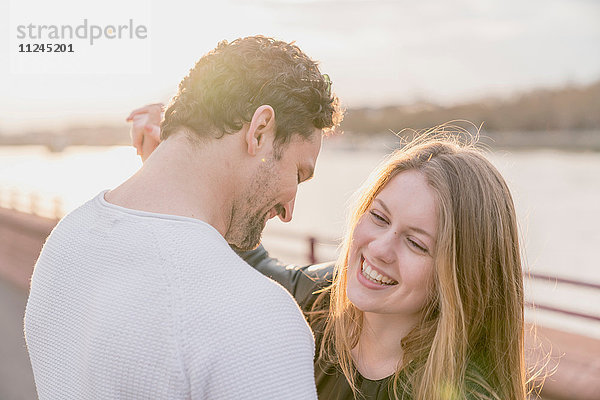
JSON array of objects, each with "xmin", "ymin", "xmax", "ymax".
[{"xmin": 126, "ymin": 103, "xmax": 163, "ymax": 162}]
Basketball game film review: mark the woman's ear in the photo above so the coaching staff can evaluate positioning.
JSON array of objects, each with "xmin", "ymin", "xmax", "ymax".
[{"xmin": 245, "ymin": 105, "xmax": 276, "ymax": 156}]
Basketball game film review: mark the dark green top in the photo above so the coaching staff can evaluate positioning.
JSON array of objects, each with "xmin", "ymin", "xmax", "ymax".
[{"xmin": 238, "ymin": 246, "xmax": 399, "ymax": 399}]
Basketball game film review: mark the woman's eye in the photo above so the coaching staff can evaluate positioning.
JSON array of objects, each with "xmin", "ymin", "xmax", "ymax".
[
  {"xmin": 408, "ymin": 238, "xmax": 428, "ymax": 253},
  {"xmin": 369, "ymin": 211, "xmax": 387, "ymax": 224}
]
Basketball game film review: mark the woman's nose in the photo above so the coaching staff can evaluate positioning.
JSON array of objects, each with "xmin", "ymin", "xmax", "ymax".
[{"xmin": 367, "ymin": 232, "xmax": 397, "ymax": 264}]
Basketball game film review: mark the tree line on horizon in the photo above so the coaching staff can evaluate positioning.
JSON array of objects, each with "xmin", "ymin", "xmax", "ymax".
[
  {"xmin": 1, "ymin": 80, "xmax": 598, "ymax": 149},
  {"xmin": 340, "ymin": 80, "xmax": 600, "ymax": 135}
]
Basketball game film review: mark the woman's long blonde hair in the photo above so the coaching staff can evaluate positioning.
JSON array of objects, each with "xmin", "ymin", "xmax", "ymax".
[{"xmin": 316, "ymin": 130, "xmax": 526, "ymax": 399}]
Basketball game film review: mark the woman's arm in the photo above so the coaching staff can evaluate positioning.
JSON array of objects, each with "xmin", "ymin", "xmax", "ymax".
[
  {"xmin": 236, "ymin": 245, "xmax": 334, "ymax": 312},
  {"xmin": 126, "ymin": 103, "xmax": 163, "ymax": 161}
]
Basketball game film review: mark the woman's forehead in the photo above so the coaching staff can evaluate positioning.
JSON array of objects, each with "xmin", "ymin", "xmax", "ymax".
[{"xmin": 375, "ymin": 171, "xmax": 438, "ymax": 232}]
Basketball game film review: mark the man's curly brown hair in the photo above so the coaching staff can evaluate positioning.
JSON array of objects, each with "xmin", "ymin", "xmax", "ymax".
[{"xmin": 160, "ymin": 36, "xmax": 343, "ymax": 152}]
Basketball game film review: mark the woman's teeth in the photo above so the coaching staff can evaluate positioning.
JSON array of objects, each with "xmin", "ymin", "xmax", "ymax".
[{"xmin": 361, "ymin": 260, "xmax": 398, "ymax": 285}]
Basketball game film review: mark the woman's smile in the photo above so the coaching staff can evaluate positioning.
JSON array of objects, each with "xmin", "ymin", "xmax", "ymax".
[{"xmin": 358, "ymin": 256, "xmax": 398, "ymax": 288}]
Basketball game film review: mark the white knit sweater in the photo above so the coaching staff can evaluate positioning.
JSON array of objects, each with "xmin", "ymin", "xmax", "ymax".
[{"xmin": 25, "ymin": 191, "xmax": 317, "ymax": 399}]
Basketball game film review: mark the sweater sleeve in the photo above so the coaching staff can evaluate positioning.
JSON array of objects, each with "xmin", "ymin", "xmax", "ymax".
[{"xmin": 236, "ymin": 244, "xmax": 335, "ymax": 312}]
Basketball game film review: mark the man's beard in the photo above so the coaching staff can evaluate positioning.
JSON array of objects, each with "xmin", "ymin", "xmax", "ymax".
[
  {"xmin": 225, "ymin": 157, "xmax": 278, "ymax": 251},
  {"xmin": 228, "ymin": 207, "xmax": 268, "ymax": 251}
]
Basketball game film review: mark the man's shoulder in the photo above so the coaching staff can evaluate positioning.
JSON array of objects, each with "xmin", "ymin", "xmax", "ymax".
[
  {"xmin": 177, "ymin": 244, "xmax": 304, "ymax": 310},
  {"xmin": 176, "ymin": 249, "xmax": 312, "ymax": 331}
]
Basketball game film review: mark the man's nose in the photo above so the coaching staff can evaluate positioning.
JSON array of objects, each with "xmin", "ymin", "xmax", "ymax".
[{"xmin": 278, "ymin": 198, "xmax": 296, "ymax": 223}]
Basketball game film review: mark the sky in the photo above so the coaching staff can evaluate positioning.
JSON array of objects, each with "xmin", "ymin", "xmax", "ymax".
[{"xmin": 1, "ymin": 0, "xmax": 599, "ymax": 132}]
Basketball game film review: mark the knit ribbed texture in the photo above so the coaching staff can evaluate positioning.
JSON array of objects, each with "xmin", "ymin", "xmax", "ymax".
[{"xmin": 25, "ymin": 191, "xmax": 317, "ymax": 399}]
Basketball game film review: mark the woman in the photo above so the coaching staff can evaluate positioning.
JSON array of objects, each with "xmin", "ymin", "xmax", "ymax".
[{"xmin": 128, "ymin": 108, "xmax": 527, "ymax": 399}]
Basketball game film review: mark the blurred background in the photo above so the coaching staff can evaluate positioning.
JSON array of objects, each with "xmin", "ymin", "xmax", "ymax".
[{"xmin": 1, "ymin": 0, "xmax": 599, "ymax": 399}]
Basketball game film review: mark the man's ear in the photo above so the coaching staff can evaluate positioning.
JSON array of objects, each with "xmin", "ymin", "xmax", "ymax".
[{"xmin": 245, "ymin": 105, "xmax": 276, "ymax": 156}]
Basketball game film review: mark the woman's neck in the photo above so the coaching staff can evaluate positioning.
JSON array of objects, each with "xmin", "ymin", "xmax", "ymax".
[{"xmin": 351, "ymin": 312, "xmax": 419, "ymax": 380}]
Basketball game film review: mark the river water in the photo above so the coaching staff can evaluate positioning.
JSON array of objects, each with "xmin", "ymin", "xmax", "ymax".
[{"xmin": 1, "ymin": 141, "xmax": 599, "ymax": 338}]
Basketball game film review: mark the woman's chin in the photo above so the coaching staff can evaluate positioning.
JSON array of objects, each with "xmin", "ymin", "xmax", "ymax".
[{"xmin": 347, "ymin": 275, "xmax": 378, "ymax": 312}]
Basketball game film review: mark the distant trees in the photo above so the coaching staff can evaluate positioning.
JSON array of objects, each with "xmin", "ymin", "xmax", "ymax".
[{"xmin": 341, "ymin": 80, "xmax": 600, "ymax": 134}]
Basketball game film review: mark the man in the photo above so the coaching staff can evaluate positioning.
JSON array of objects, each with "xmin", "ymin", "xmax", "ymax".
[{"xmin": 25, "ymin": 36, "xmax": 343, "ymax": 399}]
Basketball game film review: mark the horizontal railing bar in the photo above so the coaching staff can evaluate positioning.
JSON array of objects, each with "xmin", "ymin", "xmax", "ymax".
[
  {"xmin": 526, "ymin": 302, "xmax": 600, "ymax": 322},
  {"xmin": 526, "ymin": 272, "xmax": 600, "ymax": 291},
  {"xmin": 264, "ymin": 230, "xmax": 339, "ymax": 245}
]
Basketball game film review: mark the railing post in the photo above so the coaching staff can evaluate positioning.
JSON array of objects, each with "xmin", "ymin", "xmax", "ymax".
[
  {"xmin": 308, "ymin": 236, "xmax": 317, "ymax": 264},
  {"xmin": 53, "ymin": 197, "xmax": 63, "ymax": 220},
  {"xmin": 10, "ymin": 188, "xmax": 19, "ymax": 211},
  {"xmin": 30, "ymin": 192, "xmax": 39, "ymax": 216}
]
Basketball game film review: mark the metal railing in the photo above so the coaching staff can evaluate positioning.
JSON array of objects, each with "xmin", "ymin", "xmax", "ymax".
[
  {"xmin": 299, "ymin": 234, "xmax": 600, "ymax": 323},
  {"xmin": 2, "ymin": 187, "xmax": 598, "ymax": 324},
  {"xmin": 0, "ymin": 187, "xmax": 63, "ymax": 220},
  {"xmin": 525, "ymin": 272, "xmax": 600, "ymax": 322}
]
